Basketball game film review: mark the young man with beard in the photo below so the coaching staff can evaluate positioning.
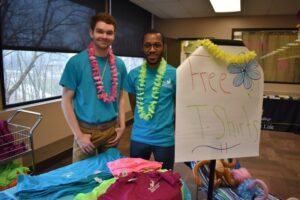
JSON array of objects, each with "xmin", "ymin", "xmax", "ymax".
[
  {"xmin": 124, "ymin": 30, "xmax": 176, "ymax": 169},
  {"xmin": 60, "ymin": 12, "xmax": 127, "ymax": 162}
]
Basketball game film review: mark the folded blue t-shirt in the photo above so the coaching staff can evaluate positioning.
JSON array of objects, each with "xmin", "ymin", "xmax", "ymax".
[{"xmin": 14, "ymin": 148, "xmax": 124, "ymax": 200}]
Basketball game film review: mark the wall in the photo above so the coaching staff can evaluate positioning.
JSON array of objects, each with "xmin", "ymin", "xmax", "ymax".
[
  {"xmin": 154, "ymin": 15, "xmax": 300, "ymax": 97},
  {"xmin": 154, "ymin": 15, "xmax": 298, "ymax": 39}
]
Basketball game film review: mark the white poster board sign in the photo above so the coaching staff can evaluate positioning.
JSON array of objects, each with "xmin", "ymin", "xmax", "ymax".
[{"xmin": 175, "ymin": 43, "xmax": 264, "ymax": 162}]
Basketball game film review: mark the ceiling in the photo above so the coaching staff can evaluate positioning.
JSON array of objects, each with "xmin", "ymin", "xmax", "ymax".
[{"xmin": 129, "ymin": 0, "xmax": 300, "ymax": 19}]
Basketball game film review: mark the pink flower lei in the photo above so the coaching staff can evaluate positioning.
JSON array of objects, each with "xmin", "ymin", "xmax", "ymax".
[{"xmin": 88, "ymin": 42, "xmax": 118, "ymax": 103}]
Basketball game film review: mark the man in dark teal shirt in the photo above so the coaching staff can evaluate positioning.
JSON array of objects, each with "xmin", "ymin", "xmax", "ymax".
[{"xmin": 124, "ymin": 30, "xmax": 176, "ymax": 170}]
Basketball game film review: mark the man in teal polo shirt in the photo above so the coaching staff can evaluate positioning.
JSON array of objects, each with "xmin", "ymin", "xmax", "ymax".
[
  {"xmin": 124, "ymin": 30, "xmax": 176, "ymax": 169},
  {"xmin": 59, "ymin": 12, "xmax": 127, "ymax": 162}
]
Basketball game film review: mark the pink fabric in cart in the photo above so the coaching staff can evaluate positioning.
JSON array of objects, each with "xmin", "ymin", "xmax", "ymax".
[{"xmin": 107, "ymin": 158, "xmax": 162, "ymax": 177}]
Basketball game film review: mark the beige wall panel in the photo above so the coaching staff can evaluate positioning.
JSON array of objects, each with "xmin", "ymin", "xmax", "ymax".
[{"xmin": 155, "ymin": 15, "xmax": 298, "ymax": 39}]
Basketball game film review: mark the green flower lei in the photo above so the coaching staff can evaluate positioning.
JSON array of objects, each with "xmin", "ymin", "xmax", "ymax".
[
  {"xmin": 136, "ymin": 58, "xmax": 167, "ymax": 121},
  {"xmin": 187, "ymin": 39, "xmax": 257, "ymax": 64}
]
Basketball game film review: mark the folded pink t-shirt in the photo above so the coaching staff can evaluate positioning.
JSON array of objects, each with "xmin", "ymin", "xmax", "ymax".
[{"xmin": 107, "ymin": 158, "xmax": 162, "ymax": 177}]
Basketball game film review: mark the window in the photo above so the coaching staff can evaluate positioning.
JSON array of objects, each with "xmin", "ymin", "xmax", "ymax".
[
  {"xmin": 2, "ymin": 50, "xmax": 75, "ymax": 105},
  {"xmin": 232, "ymin": 28, "xmax": 300, "ymax": 84},
  {"xmin": 3, "ymin": 51, "xmax": 143, "ymax": 105},
  {"xmin": 120, "ymin": 56, "xmax": 144, "ymax": 72},
  {"xmin": 1, "ymin": 0, "xmax": 105, "ymax": 107}
]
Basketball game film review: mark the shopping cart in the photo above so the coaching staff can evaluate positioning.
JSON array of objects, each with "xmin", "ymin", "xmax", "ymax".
[{"xmin": 0, "ymin": 109, "xmax": 42, "ymax": 173}]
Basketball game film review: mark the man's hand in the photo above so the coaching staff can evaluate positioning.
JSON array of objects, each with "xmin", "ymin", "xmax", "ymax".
[
  {"xmin": 108, "ymin": 126, "xmax": 126, "ymax": 147},
  {"xmin": 75, "ymin": 134, "xmax": 95, "ymax": 155}
]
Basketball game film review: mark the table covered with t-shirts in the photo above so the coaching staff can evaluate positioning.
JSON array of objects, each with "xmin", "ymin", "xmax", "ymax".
[{"xmin": 0, "ymin": 148, "xmax": 191, "ymax": 200}]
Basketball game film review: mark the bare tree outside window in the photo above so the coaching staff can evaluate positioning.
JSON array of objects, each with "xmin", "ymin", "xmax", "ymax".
[{"xmin": 3, "ymin": 50, "xmax": 75, "ymax": 104}]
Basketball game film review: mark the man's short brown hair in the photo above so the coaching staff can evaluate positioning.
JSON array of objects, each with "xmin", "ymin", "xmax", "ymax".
[{"xmin": 90, "ymin": 12, "xmax": 117, "ymax": 31}]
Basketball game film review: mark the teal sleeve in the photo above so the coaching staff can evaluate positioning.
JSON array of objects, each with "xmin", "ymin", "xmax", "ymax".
[
  {"xmin": 59, "ymin": 56, "xmax": 80, "ymax": 91},
  {"xmin": 123, "ymin": 69, "xmax": 137, "ymax": 94}
]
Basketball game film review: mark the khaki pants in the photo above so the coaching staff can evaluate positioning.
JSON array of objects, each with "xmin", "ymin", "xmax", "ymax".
[{"xmin": 72, "ymin": 124, "xmax": 117, "ymax": 163}]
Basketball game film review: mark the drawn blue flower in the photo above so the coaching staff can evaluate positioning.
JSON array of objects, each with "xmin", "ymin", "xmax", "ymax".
[{"xmin": 227, "ymin": 60, "xmax": 261, "ymax": 89}]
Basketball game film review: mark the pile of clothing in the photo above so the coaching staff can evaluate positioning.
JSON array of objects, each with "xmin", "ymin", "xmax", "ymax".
[
  {"xmin": 76, "ymin": 158, "xmax": 184, "ymax": 200},
  {"xmin": 0, "ymin": 120, "xmax": 27, "ymax": 160},
  {"xmin": 14, "ymin": 148, "xmax": 124, "ymax": 200},
  {"xmin": 0, "ymin": 161, "xmax": 29, "ymax": 191},
  {"xmin": 0, "ymin": 148, "xmax": 191, "ymax": 200}
]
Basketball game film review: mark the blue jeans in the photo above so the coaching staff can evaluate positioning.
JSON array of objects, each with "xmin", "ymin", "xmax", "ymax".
[{"xmin": 130, "ymin": 140, "xmax": 175, "ymax": 170}]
